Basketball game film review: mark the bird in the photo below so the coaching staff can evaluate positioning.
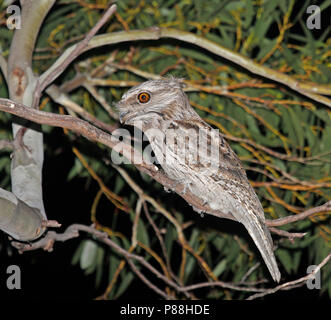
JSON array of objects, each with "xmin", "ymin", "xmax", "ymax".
[{"xmin": 116, "ymin": 78, "xmax": 281, "ymax": 282}]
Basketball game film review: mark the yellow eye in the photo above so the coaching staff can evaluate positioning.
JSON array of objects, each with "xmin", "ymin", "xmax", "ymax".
[{"xmin": 138, "ymin": 92, "xmax": 150, "ymax": 103}]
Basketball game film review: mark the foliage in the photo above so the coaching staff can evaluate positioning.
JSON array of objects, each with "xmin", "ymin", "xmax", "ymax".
[{"xmin": 0, "ymin": 0, "xmax": 330, "ymax": 299}]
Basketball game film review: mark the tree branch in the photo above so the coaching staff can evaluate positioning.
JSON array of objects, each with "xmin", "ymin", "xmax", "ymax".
[
  {"xmin": 34, "ymin": 4, "xmax": 117, "ymax": 107},
  {"xmin": 0, "ymin": 97, "xmax": 237, "ymax": 224},
  {"xmin": 11, "ymin": 223, "xmax": 330, "ymax": 299},
  {"xmin": 0, "ymin": 97, "xmax": 329, "ymax": 234},
  {"xmin": 40, "ymin": 28, "xmax": 331, "ymax": 108},
  {"xmin": 1, "ymin": 0, "xmax": 57, "ymax": 241},
  {"xmin": 266, "ymin": 201, "xmax": 331, "ymax": 227},
  {"xmin": 246, "ymin": 253, "xmax": 331, "ymax": 300}
]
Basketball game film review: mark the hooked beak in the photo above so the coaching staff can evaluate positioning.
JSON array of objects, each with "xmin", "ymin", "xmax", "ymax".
[
  {"xmin": 116, "ymin": 100, "xmax": 131, "ymax": 124},
  {"xmin": 119, "ymin": 111, "xmax": 129, "ymax": 124},
  {"xmin": 119, "ymin": 108, "xmax": 164, "ymax": 124},
  {"xmin": 119, "ymin": 110, "xmax": 139, "ymax": 124}
]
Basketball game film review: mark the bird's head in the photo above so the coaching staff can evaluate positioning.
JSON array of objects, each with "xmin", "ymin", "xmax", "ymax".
[{"xmin": 116, "ymin": 78, "xmax": 194, "ymax": 125}]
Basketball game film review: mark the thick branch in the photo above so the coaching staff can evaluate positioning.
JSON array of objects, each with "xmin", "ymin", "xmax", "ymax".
[
  {"xmin": 1, "ymin": 2, "xmax": 118, "ymax": 241},
  {"xmin": 0, "ymin": 98, "xmax": 329, "ymax": 233},
  {"xmin": 41, "ymin": 28, "xmax": 331, "ymax": 108},
  {"xmin": 7, "ymin": 0, "xmax": 56, "ymax": 103},
  {"xmin": 0, "ymin": 97, "xmax": 235, "ymax": 223},
  {"xmin": 2, "ymin": 0, "xmax": 57, "ymax": 241},
  {"xmin": 0, "ymin": 187, "xmax": 45, "ymax": 241}
]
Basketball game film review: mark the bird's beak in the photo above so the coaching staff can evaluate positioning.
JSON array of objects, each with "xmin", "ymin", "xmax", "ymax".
[
  {"xmin": 116, "ymin": 100, "xmax": 130, "ymax": 124},
  {"xmin": 119, "ymin": 111, "xmax": 129, "ymax": 124}
]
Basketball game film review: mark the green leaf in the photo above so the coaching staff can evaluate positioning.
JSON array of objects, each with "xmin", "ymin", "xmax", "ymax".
[
  {"xmin": 71, "ymin": 241, "xmax": 85, "ymax": 266},
  {"xmin": 212, "ymin": 236, "xmax": 225, "ymax": 251},
  {"xmin": 80, "ymin": 240, "xmax": 98, "ymax": 270},
  {"xmin": 137, "ymin": 219, "xmax": 150, "ymax": 247},
  {"xmin": 67, "ymin": 158, "xmax": 83, "ymax": 181},
  {"xmin": 116, "ymin": 271, "xmax": 135, "ymax": 298},
  {"xmin": 165, "ymin": 225, "xmax": 175, "ymax": 258},
  {"xmin": 129, "ymin": 210, "xmax": 150, "ymax": 247},
  {"xmin": 276, "ymin": 248, "xmax": 292, "ymax": 274},
  {"xmin": 292, "ymin": 251, "xmax": 302, "ymax": 273},
  {"xmin": 213, "ymin": 258, "xmax": 227, "ymax": 277},
  {"xmin": 179, "ymin": 48, "xmax": 214, "ymax": 64},
  {"xmin": 95, "ymin": 246, "xmax": 105, "ymax": 287},
  {"xmin": 288, "ymin": 107, "xmax": 304, "ymax": 148},
  {"xmin": 113, "ymin": 175, "xmax": 125, "ymax": 194}
]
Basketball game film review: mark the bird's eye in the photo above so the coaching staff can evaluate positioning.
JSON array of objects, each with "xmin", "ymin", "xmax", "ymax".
[{"xmin": 138, "ymin": 92, "xmax": 150, "ymax": 104}]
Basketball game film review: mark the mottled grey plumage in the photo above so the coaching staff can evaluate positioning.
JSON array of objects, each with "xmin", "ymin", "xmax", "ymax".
[{"xmin": 117, "ymin": 78, "xmax": 280, "ymax": 282}]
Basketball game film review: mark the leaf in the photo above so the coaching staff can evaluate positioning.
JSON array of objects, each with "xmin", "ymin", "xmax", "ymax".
[
  {"xmin": 280, "ymin": 44, "xmax": 302, "ymax": 73},
  {"xmin": 80, "ymin": 240, "xmax": 98, "ymax": 270},
  {"xmin": 245, "ymin": 114, "xmax": 260, "ymax": 136},
  {"xmin": 226, "ymin": 241, "xmax": 240, "ymax": 264},
  {"xmin": 288, "ymin": 107, "xmax": 304, "ymax": 148},
  {"xmin": 257, "ymin": 39, "xmax": 277, "ymax": 61},
  {"xmin": 95, "ymin": 246, "xmax": 105, "ymax": 287},
  {"xmin": 179, "ymin": 48, "xmax": 214, "ymax": 64},
  {"xmin": 67, "ymin": 158, "xmax": 83, "ymax": 181},
  {"xmin": 183, "ymin": 229, "xmax": 200, "ymax": 282},
  {"xmin": 116, "ymin": 271, "xmax": 135, "ymax": 298},
  {"xmin": 276, "ymin": 248, "xmax": 292, "ymax": 274},
  {"xmin": 71, "ymin": 241, "xmax": 85, "ymax": 266},
  {"xmin": 213, "ymin": 258, "xmax": 227, "ymax": 277},
  {"xmin": 291, "ymin": 251, "xmax": 301, "ymax": 274},
  {"xmin": 213, "ymin": 237, "xmax": 225, "ymax": 251},
  {"xmin": 225, "ymin": 1, "xmax": 245, "ymax": 11},
  {"xmin": 165, "ymin": 225, "xmax": 175, "ymax": 258},
  {"xmin": 137, "ymin": 218, "xmax": 150, "ymax": 247},
  {"xmin": 113, "ymin": 174, "xmax": 125, "ymax": 194}
]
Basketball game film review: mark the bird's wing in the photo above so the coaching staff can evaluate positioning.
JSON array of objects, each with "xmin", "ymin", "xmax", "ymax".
[
  {"xmin": 167, "ymin": 118, "xmax": 259, "ymax": 203},
  {"xmin": 162, "ymin": 119, "xmax": 280, "ymax": 282}
]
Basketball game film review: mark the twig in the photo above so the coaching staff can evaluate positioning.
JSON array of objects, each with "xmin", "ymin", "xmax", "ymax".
[
  {"xmin": 269, "ymin": 227, "xmax": 307, "ymax": 240},
  {"xmin": 34, "ymin": 4, "xmax": 117, "ymax": 107},
  {"xmin": 132, "ymin": 198, "xmax": 142, "ymax": 247},
  {"xmin": 37, "ymin": 27, "xmax": 331, "ymax": 109},
  {"xmin": 0, "ymin": 140, "xmax": 14, "ymax": 150},
  {"xmin": 41, "ymin": 220, "xmax": 62, "ymax": 228},
  {"xmin": 10, "ymin": 223, "xmax": 331, "ymax": 299},
  {"xmin": 8, "ymin": 223, "xmax": 265, "ymax": 295},
  {"xmin": 126, "ymin": 258, "xmax": 173, "ymax": 299},
  {"xmin": 243, "ymin": 158, "xmax": 329, "ymax": 185},
  {"xmin": 142, "ymin": 201, "xmax": 177, "ymax": 283},
  {"xmin": 11, "ymin": 224, "xmax": 184, "ymax": 292},
  {"xmin": 46, "ymin": 85, "xmax": 117, "ymax": 133},
  {"xmin": 220, "ymin": 130, "xmax": 330, "ymax": 164},
  {"xmin": 178, "ymin": 280, "xmax": 266, "ymax": 293},
  {"xmin": 239, "ymin": 262, "xmax": 262, "ymax": 284},
  {"xmin": 83, "ymin": 82, "xmax": 119, "ymax": 120},
  {"xmin": 158, "ymin": 29, "xmax": 331, "ymax": 103},
  {"xmin": 266, "ymin": 201, "xmax": 331, "ymax": 227},
  {"xmin": 246, "ymin": 253, "xmax": 331, "ymax": 300},
  {"xmin": 110, "ymin": 163, "xmax": 218, "ymax": 282}
]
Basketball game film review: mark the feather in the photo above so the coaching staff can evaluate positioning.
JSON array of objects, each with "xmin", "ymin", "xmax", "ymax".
[{"xmin": 117, "ymin": 78, "xmax": 281, "ymax": 282}]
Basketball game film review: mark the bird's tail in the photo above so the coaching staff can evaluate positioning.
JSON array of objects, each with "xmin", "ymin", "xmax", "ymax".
[{"xmin": 234, "ymin": 209, "xmax": 281, "ymax": 282}]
